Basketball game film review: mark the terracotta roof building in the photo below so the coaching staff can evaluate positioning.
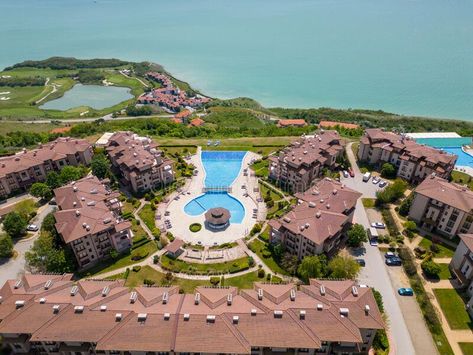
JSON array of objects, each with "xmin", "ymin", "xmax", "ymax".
[
  {"xmin": 105, "ymin": 131, "xmax": 174, "ymax": 194},
  {"xmin": 409, "ymin": 175, "xmax": 473, "ymax": 239},
  {"xmin": 0, "ymin": 137, "xmax": 93, "ymax": 199},
  {"xmin": 319, "ymin": 121, "xmax": 360, "ymax": 130},
  {"xmin": 188, "ymin": 117, "xmax": 205, "ymax": 127},
  {"xmin": 450, "ymin": 234, "xmax": 473, "ymax": 318},
  {"xmin": 205, "ymin": 207, "xmax": 231, "ymax": 230},
  {"xmin": 0, "ymin": 274, "xmax": 383, "ymax": 354},
  {"xmin": 268, "ymin": 131, "xmax": 343, "ymax": 192},
  {"xmin": 277, "ymin": 119, "xmax": 307, "ymax": 127},
  {"xmin": 53, "ymin": 176, "xmax": 131, "ymax": 270},
  {"xmin": 269, "ymin": 178, "xmax": 361, "ymax": 258},
  {"xmin": 358, "ymin": 129, "xmax": 457, "ymax": 183}
]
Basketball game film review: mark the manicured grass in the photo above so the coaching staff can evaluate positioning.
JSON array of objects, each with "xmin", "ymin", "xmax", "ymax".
[
  {"xmin": 259, "ymin": 225, "xmax": 270, "ymax": 242},
  {"xmin": 249, "ymin": 239, "xmax": 289, "ymax": 276},
  {"xmin": 138, "ymin": 203, "xmax": 156, "ymax": 232},
  {"xmin": 189, "ymin": 223, "xmax": 202, "ymax": 233},
  {"xmin": 85, "ymin": 238, "xmax": 158, "ymax": 277},
  {"xmin": 160, "ymin": 254, "xmax": 250, "ymax": 275},
  {"xmin": 0, "ymin": 121, "xmax": 58, "ymax": 135},
  {"xmin": 362, "ymin": 198, "xmax": 376, "ymax": 208},
  {"xmin": 259, "ymin": 181, "xmax": 283, "ymax": 201},
  {"xmin": 451, "ymin": 170, "xmax": 473, "ymax": 191},
  {"xmin": 419, "ymin": 237, "xmax": 455, "ymax": 258},
  {"xmin": 459, "ymin": 343, "xmax": 473, "ymax": 355},
  {"xmin": 123, "ymin": 266, "xmax": 279, "ymax": 292},
  {"xmin": 433, "ymin": 288, "xmax": 473, "ymax": 330},
  {"xmin": 251, "ymin": 158, "xmax": 269, "ymax": 178},
  {"xmin": 437, "ymin": 263, "xmax": 452, "ymax": 280}
]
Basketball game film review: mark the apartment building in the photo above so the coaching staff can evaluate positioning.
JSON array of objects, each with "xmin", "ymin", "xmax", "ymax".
[
  {"xmin": 105, "ymin": 131, "xmax": 174, "ymax": 194},
  {"xmin": 449, "ymin": 234, "xmax": 473, "ymax": 318},
  {"xmin": 0, "ymin": 274, "xmax": 384, "ymax": 354},
  {"xmin": 269, "ymin": 178, "xmax": 361, "ymax": 258},
  {"xmin": 53, "ymin": 177, "xmax": 131, "ymax": 270},
  {"xmin": 357, "ymin": 129, "xmax": 456, "ymax": 183},
  {"xmin": 268, "ymin": 131, "xmax": 344, "ymax": 192},
  {"xmin": 409, "ymin": 175, "xmax": 473, "ymax": 239},
  {"xmin": 0, "ymin": 137, "xmax": 93, "ymax": 199}
]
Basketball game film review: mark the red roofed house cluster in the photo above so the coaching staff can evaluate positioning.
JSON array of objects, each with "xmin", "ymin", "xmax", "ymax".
[
  {"xmin": 53, "ymin": 176, "xmax": 132, "ymax": 270},
  {"xmin": 137, "ymin": 72, "xmax": 210, "ymax": 112},
  {"xmin": 277, "ymin": 119, "xmax": 307, "ymax": 128},
  {"xmin": 0, "ymin": 137, "xmax": 93, "ymax": 199},
  {"xmin": 358, "ymin": 129, "xmax": 457, "ymax": 183},
  {"xmin": 268, "ymin": 131, "xmax": 344, "ymax": 192},
  {"xmin": 0, "ymin": 273, "xmax": 384, "ymax": 354},
  {"xmin": 269, "ymin": 178, "xmax": 361, "ymax": 258},
  {"xmin": 105, "ymin": 131, "xmax": 175, "ymax": 194}
]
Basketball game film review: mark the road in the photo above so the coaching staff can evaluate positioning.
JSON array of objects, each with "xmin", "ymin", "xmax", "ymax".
[
  {"xmin": 345, "ymin": 142, "xmax": 417, "ymax": 355},
  {"xmin": 10, "ymin": 113, "xmax": 174, "ymax": 124},
  {"xmin": 0, "ymin": 204, "xmax": 55, "ymax": 286}
]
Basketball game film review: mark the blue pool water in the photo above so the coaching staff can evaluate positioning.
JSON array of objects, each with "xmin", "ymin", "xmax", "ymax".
[
  {"xmin": 184, "ymin": 151, "xmax": 247, "ymax": 223},
  {"xmin": 184, "ymin": 192, "xmax": 245, "ymax": 223},
  {"xmin": 415, "ymin": 137, "xmax": 472, "ymax": 148},
  {"xmin": 201, "ymin": 151, "xmax": 247, "ymax": 187},
  {"xmin": 438, "ymin": 147, "xmax": 473, "ymax": 167}
]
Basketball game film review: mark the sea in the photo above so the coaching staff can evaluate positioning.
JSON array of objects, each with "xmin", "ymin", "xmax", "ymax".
[{"xmin": 1, "ymin": 0, "xmax": 473, "ymax": 120}]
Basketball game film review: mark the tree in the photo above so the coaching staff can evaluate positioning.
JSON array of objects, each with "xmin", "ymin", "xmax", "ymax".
[
  {"xmin": 30, "ymin": 182, "xmax": 52, "ymax": 200},
  {"xmin": 3, "ymin": 212, "xmax": 27, "ymax": 238},
  {"xmin": 46, "ymin": 171, "xmax": 61, "ymax": 189},
  {"xmin": 58, "ymin": 166, "xmax": 86, "ymax": 184},
  {"xmin": 380, "ymin": 163, "xmax": 396, "ymax": 178},
  {"xmin": 328, "ymin": 255, "xmax": 361, "ymax": 279},
  {"xmin": 376, "ymin": 178, "xmax": 407, "ymax": 205},
  {"xmin": 403, "ymin": 220, "xmax": 417, "ymax": 237},
  {"xmin": 421, "ymin": 260, "xmax": 441, "ymax": 278},
  {"xmin": 297, "ymin": 255, "xmax": 324, "ymax": 283},
  {"xmin": 399, "ymin": 194, "xmax": 413, "ymax": 216},
  {"xmin": 0, "ymin": 234, "xmax": 14, "ymax": 258},
  {"xmin": 280, "ymin": 253, "xmax": 299, "ymax": 275},
  {"xmin": 25, "ymin": 232, "xmax": 74, "ymax": 273},
  {"xmin": 91, "ymin": 153, "xmax": 111, "ymax": 179},
  {"xmin": 347, "ymin": 223, "xmax": 368, "ymax": 247}
]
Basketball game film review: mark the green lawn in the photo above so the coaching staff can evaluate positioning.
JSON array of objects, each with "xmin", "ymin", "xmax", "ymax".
[
  {"xmin": 249, "ymin": 239, "xmax": 289, "ymax": 276},
  {"xmin": 433, "ymin": 289, "xmax": 473, "ymax": 330},
  {"xmin": 259, "ymin": 225, "xmax": 270, "ymax": 242},
  {"xmin": 251, "ymin": 158, "xmax": 269, "ymax": 178},
  {"xmin": 138, "ymin": 203, "xmax": 157, "ymax": 232},
  {"xmin": 419, "ymin": 237, "xmax": 455, "ymax": 258},
  {"xmin": 451, "ymin": 170, "xmax": 473, "ymax": 191},
  {"xmin": 123, "ymin": 265, "xmax": 274, "ymax": 292},
  {"xmin": 362, "ymin": 198, "xmax": 376, "ymax": 208},
  {"xmin": 438, "ymin": 263, "xmax": 452, "ymax": 280},
  {"xmin": 459, "ymin": 343, "xmax": 473, "ymax": 355},
  {"xmin": 160, "ymin": 254, "xmax": 251, "ymax": 275}
]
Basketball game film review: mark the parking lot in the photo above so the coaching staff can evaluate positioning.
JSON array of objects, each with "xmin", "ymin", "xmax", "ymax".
[{"xmin": 340, "ymin": 172, "xmax": 386, "ymax": 199}]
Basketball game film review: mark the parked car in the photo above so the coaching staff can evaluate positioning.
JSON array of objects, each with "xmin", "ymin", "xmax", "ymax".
[
  {"xmin": 386, "ymin": 257, "xmax": 402, "ymax": 266},
  {"xmin": 27, "ymin": 224, "xmax": 39, "ymax": 232},
  {"xmin": 342, "ymin": 170, "xmax": 349, "ymax": 178},
  {"xmin": 384, "ymin": 251, "xmax": 396, "ymax": 259},
  {"xmin": 371, "ymin": 222, "xmax": 386, "ymax": 229},
  {"xmin": 356, "ymin": 259, "xmax": 366, "ymax": 267},
  {"xmin": 378, "ymin": 180, "xmax": 387, "ymax": 188},
  {"xmin": 372, "ymin": 176, "xmax": 380, "ymax": 184},
  {"xmin": 369, "ymin": 239, "xmax": 379, "ymax": 246},
  {"xmin": 362, "ymin": 172, "xmax": 371, "ymax": 182},
  {"xmin": 348, "ymin": 168, "xmax": 355, "ymax": 177},
  {"xmin": 398, "ymin": 287, "xmax": 414, "ymax": 296},
  {"xmin": 48, "ymin": 198, "xmax": 57, "ymax": 205}
]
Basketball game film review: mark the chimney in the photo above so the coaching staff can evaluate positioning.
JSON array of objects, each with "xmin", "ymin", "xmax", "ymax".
[
  {"xmin": 233, "ymin": 315, "xmax": 239, "ymax": 324},
  {"xmin": 74, "ymin": 305, "xmax": 84, "ymax": 314},
  {"xmin": 351, "ymin": 286, "xmax": 358, "ymax": 297},
  {"xmin": 227, "ymin": 294, "xmax": 233, "ymax": 306},
  {"xmin": 365, "ymin": 305, "xmax": 370, "ymax": 315},
  {"xmin": 39, "ymin": 297, "xmax": 46, "ymax": 304},
  {"xmin": 102, "ymin": 286, "xmax": 110, "ymax": 297},
  {"xmin": 164, "ymin": 313, "xmax": 170, "ymax": 320},
  {"xmin": 70, "ymin": 285, "xmax": 78, "ymax": 296},
  {"xmin": 115, "ymin": 313, "xmax": 122, "ymax": 322},
  {"xmin": 194, "ymin": 292, "xmax": 200, "ymax": 305},
  {"xmin": 206, "ymin": 315, "xmax": 216, "ymax": 323},
  {"xmin": 52, "ymin": 304, "xmax": 60, "ymax": 313},
  {"xmin": 290, "ymin": 289, "xmax": 296, "ymax": 301},
  {"xmin": 183, "ymin": 313, "xmax": 190, "ymax": 321},
  {"xmin": 320, "ymin": 285, "xmax": 326, "ymax": 296},
  {"xmin": 317, "ymin": 304, "xmax": 323, "ymax": 311},
  {"xmin": 137, "ymin": 313, "xmax": 147, "ymax": 322},
  {"xmin": 251, "ymin": 309, "xmax": 257, "ymax": 316},
  {"xmin": 14, "ymin": 280, "xmax": 22, "ymax": 289},
  {"xmin": 273, "ymin": 310, "xmax": 283, "ymax": 318},
  {"xmin": 130, "ymin": 292, "xmax": 137, "ymax": 304},
  {"xmin": 162, "ymin": 292, "xmax": 169, "ymax": 304},
  {"xmin": 257, "ymin": 288, "xmax": 263, "ymax": 300},
  {"xmin": 44, "ymin": 280, "xmax": 53, "ymax": 290},
  {"xmin": 339, "ymin": 308, "xmax": 349, "ymax": 317},
  {"xmin": 299, "ymin": 310, "xmax": 306, "ymax": 320}
]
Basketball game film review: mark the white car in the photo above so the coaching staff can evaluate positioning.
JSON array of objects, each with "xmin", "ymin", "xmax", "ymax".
[
  {"xmin": 371, "ymin": 222, "xmax": 386, "ymax": 229},
  {"xmin": 27, "ymin": 224, "xmax": 39, "ymax": 232},
  {"xmin": 342, "ymin": 170, "xmax": 349, "ymax": 178},
  {"xmin": 372, "ymin": 177, "xmax": 380, "ymax": 184},
  {"xmin": 379, "ymin": 180, "xmax": 387, "ymax": 188}
]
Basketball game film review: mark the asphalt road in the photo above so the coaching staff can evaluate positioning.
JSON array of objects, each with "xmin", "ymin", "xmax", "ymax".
[
  {"xmin": 0, "ymin": 204, "xmax": 55, "ymax": 286},
  {"xmin": 345, "ymin": 142, "xmax": 416, "ymax": 354}
]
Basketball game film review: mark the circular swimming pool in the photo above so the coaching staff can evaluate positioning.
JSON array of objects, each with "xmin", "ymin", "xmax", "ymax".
[{"xmin": 184, "ymin": 192, "xmax": 245, "ymax": 223}]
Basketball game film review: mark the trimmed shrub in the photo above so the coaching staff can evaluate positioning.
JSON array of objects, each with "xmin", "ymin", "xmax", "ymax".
[
  {"xmin": 258, "ymin": 269, "xmax": 266, "ymax": 278},
  {"xmin": 210, "ymin": 276, "xmax": 220, "ymax": 285},
  {"xmin": 189, "ymin": 223, "xmax": 202, "ymax": 233},
  {"xmin": 132, "ymin": 265, "xmax": 141, "ymax": 272}
]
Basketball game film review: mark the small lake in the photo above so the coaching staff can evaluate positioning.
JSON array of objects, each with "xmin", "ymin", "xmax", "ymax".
[{"xmin": 41, "ymin": 84, "xmax": 133, "ymax": 110}]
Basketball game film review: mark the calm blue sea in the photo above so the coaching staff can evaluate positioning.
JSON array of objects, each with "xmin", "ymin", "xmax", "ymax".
[{"xmin": 1, "ymin": 0, "xmax": 473, "ymax": 119}]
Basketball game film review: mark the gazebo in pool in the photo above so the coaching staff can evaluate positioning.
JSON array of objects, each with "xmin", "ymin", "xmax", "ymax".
[{"xmin": 205, "ymin": 207, "xmax": 231, "ymax": 230}]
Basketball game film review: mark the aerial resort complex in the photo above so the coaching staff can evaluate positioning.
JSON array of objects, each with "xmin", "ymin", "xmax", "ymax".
[{"xmin": 0, "ymin": 56, "xmax": 473, "ymax": 355}]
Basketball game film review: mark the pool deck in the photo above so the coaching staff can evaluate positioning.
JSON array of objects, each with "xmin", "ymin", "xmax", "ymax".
[
  {"xmin": 406, "ymin": 132, "xmax": 462, "ymax": 139},
  {"xmin": 160, "ymin": 147, "xmax": 263, "ymax": 246}
]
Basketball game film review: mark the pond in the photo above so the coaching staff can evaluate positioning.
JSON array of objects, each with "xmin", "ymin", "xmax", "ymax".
[{"xmin": 40, "ymin": 84, "xmax": 133, "ymax": 110}]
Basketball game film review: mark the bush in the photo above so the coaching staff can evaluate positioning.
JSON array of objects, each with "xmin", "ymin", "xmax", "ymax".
[
  {"xmin": 399, "ymin": 194, "xmax": 413, "ymax": 216},
  {"xmin": 262, "ymin": 249, "xmax": 272, "ymax": 258},
  {"xmin": 132, "ymin": 265, "xmax": 141, "ymax": 272},
  {"xmin": 189, "ymin": 223, "xmax": 202, "ymax": 233},
  {"xmin": 380, "ymin": 162, "xmax": 397, "ymax": 178},
  {"xmin": 210, "ymin": 276, "xmax": 220, "ymax": 285},
  {"xmin": 143, "ymin": 278, "xmax": 155, "ymax": 286},
  {"xmin": 131, "ymin": 250, "xmax": 149, "ymax": 261},
  {"xmin": 258, "ymin": 269, "xmax": 266, "ymax": 278},
  {"xmin": 250, "ymin": 223, "xmax": 262, "ymax": 236},
  {"xmin": 421, "ymin": 260, "xmax": 442, "ymax": 278},
  {"xmin": 398, "ymin": 247, "xmax": 417, "ymax": 277},
  {"xmin": 0, "ymin": 234, "xmax": 14, "ymax": 258},
  {"xmin": 248, "ymin": 256, "xmax": 255, "ymax": 267},
  {"xmin": 124, "ymin": 268, "xmax": 130, "ymax": 279},
  {"xmin": 430, "ymin": 243, "xmax": 440, "ymax": 254}
]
